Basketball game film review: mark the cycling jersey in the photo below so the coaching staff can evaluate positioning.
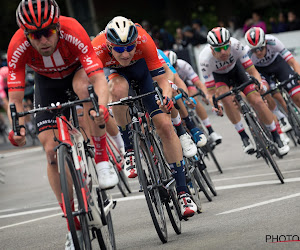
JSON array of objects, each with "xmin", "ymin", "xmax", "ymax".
[
  {"xmin": 157, "ymin": 49, "xmax": 176, "ymax": 74},
  {"xmin": 176, "ymin": 59, "xmax": 201, "ymax": 89},
  {"xmin": 7, "ymin": 16, "xmax": 103, "ymax": 93},
  {"xmin": 247, "ymin": 34, "xmax": 293, "ymax": 67},
  {"xmin": 199, "ymin": 37, "xmax": 253, "ymax": 90},
  {"xmin": 92, "ymin": 24, "xmax": 165, "ymax": 80}
]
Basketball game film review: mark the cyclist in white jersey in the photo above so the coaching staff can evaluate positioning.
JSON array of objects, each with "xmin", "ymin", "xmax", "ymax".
[
  {"xmin": 245, "ymin": 27, "xmax": 300, "ymax": 131},
  {"xmin": 165, "ymin": 51, "xmax": 223, "ymax": 144},
  {"xmin": 199, "ymin": 27, "xmax": 289, "ymax": 156}
]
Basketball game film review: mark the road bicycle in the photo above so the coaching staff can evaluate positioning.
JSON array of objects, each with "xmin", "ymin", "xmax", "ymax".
[
  {"xmin": 213, "ymin": 77, "xmax": 284, "ymax": 184},
  {"xmin": 262, "ymin": 73, "xmax": 300, "ymax": 146},
  {"xmin": 106, "ymin": 134, "xmax": 132, "ymax": 197},
  {"xmin": 10, "ymin": 85, "xmax": 116, "ymax": 250},
  {"xmin": 108, "ymin": 81, "xmax": 182, "ymax": 243}
]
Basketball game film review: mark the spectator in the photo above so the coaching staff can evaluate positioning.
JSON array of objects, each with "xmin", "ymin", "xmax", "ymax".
[
  {"xmin": 173, "ymin": 27, "xmax": 184, "ymax": 50},
  {"xmin": 192, "ymin": 19, "xmax": 208, "ymax": 37},
  {"xmin": 181, "ymin": 25, "xmax": 206, "ymax": 47},
  {"xmin": 270, "ymin": 12, "xmax": 288, "ymax": 33},
  {"xmin": 243, "ymin": 11, "xmax": 267, "ymax": 33},
  {"xmin": 287, "ymin": 11, "xmax": 300, "ymax": 31}
]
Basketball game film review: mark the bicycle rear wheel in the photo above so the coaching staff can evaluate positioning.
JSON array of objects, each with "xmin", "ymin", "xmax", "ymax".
[
  {"xmin": 197, "ymin": 160, "xmax": 217, "ymax": 196},
  {"xmin": 193, "ymin": 160, "xmax": 212, "ymax": 202},
  {"xmin": 86, "ymin": 148, "xmax": 116, "ymax": 250},
  {"xmin": 58, "ymin": 145, "xmax": 91, "ymax": 250},
  {"xmin": 287, "ymin": 102, "xmax": 300, "ymax": 140},
  {"xmin": 184, "ymin": 157, "xmax": 202, "ymax": 213},
  {"xmin": 133, "ymin": 132, "xmax": 168, "ymax": 243},
  {"xmin": 150, "ymin": 131, "xmax": 181, "ymax": 234},
  {"xmin": 246, "ymin": 113, "xmax": 284, "ymax": 184}
]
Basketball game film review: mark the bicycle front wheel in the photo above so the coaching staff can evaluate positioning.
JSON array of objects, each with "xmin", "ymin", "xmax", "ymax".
[
  {"xmin": 246, "ymin": 113, "xmax": 284, "ymax": 184},
  {"xmin": 198, "ymin": 160, "xmax": 217, "ymax": 196},
  {"xmin": 58, "ymin": 145, "xmax": 91, "ymax": 250},
  {"xmin": 133, "ymin": 132, "xmax": 168, "ymax": 243},
  {"xmin": 287, "ymin": 102, "xmax": 300, "ymax": 140}
]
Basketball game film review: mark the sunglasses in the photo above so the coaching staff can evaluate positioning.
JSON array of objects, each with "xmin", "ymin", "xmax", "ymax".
[
  {"xmin": 26, "ymin": 27, "xmax": 57, "ymax": 40},
  {"xmin": 113, "ymin": 44, "xmax": 136, "ymax": 53},
  {"xmin": 251, "ymin": 46, "xmax": 265, "ymax": 53},
  {"xmin": 214, "ymin": 44, "xmax": 230, "ymax": 52}
]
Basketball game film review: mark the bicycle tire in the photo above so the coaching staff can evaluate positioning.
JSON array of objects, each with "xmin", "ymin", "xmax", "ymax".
[
  {"xmin": 193, "ymin": 162, "xmax": 212, "ymax": 202},
  {"xmin": 133, "ymin": 132, "xmax": 168, "ymax": 243},
  {"xmin": 245, "ymin": 113, "xmax": 284, "ymax": 184},
  {"xmin": 150, "ymin": 131, "xmax": 181, "ymax": 234},
  {"xmin": 198, "ymin": 161, "xmax": 217, "ymax": 196},
  {"xmin": 287, "ymin": 102, "xmax": 300, "ymax": 139},
  {"xmin": 86, "ymin": 148, "xmax": 116, "ymax": 250},
  {"xmin": 184, "ymin": 157, "xmax": 202, "ymax": 213},
  {"xmin": 58, "ymin": 145, "xmax": 91, "ymax": 250},
  {"xmin": 94, "ymin": 190, "xmax": 116, "ymax": 250}
]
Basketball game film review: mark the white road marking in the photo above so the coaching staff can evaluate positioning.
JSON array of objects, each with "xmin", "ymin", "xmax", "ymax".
[
  {"xmin": 0, "ymin": 207, "xmax": 61, "ymax": 219},
  {"xmin": 0, "ymin": 147, "xmax": 43, "ymax": 158},
  {"xmin": 217, "ymin": 192, "xmax": 300, "ymax": 215},
  {"xmin": 0, "ymin": 213, "xmax": 61, "ymax": 230}
]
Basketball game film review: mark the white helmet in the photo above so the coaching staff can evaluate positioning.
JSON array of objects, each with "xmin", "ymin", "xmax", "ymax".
[
  {"xmin": 244, "ymin": 27, "xmax": 266, "ymax": 49},
  {"xmin": 207, "ymin": 27, "xmax": 230, "ymax": 47},
  {"xmin": 105, "ymin": 16, "xmax": 138, "ymax": 47},
  {"xmin": 164, "ymin": 50, "xmax": 178, "ymax": 66}
]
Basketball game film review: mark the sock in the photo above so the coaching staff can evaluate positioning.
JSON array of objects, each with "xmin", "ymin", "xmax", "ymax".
[
  {"xmin": 118, "ymin": 124, "xmax": 133, "ymax": 151},
  {"xmin": 272, "ymin": 105, "xmax": 286, "ymax": 120},
  {"xmin": 234, "ymin": 121, "xmax": 248, "ymax": 139},
  {"xmin": 91, "ymin": 134, "xmax": 109, "ymax": 163},
  {"xmin": 201, "ymin": 117, "xmax": 214, "ymax": 134},
  {"xmin": 59, "ymin": 199, "xmax": 81, "ymax": 231},
  {"xmin": 169, "ymin": 160, "xmax": 189, "ymax": 194},
  {"xmin": 172, "ymin": 113, "xmax": 186, "ymax": 137},
  {"xmin": 275, "ymin": 120, "xmax": 283, "ymax": 134},
  {"xmin": 183, "ymin": 116, "xmax": 196, "ymax": 131},
  {"xmin": 111, "ymin": 131, "xmax": 125, "ymax": 149}
]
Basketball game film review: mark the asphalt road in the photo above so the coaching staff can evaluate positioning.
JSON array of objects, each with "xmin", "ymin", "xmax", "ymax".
[{"xmin": 1, "ymin": 112, "xmax": 300, "ymax": 250}]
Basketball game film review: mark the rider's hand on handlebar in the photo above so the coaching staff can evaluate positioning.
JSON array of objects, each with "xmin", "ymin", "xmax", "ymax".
[
  {"xmin": 8, "ymin": 127, "xmax": 26, "ymax": 147},
  {"xmin": 212, "ymin": 103, "xmax": 223, "ymax": 116},
  {"xmin": 156, "ymin": 96, "xmax": 174, "ymax": 113},
  {"xmin": 90, "ymin": 105, "xmax": 109, "ymax": 129}
]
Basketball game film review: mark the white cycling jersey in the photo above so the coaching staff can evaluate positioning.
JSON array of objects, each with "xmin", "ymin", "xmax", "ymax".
[
  {"xmin": 176, "ymin": 59, "xmax": 200, "ymax": 86},
  {"xmin": 199, "ymin": 37, "xmax": 253, "ymax": 88},
  {"xmin": 246, "ymin": 34, "xmax": 293, "ymax": 67}
]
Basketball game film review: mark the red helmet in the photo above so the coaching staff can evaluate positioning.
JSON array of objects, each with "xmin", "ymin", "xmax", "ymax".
[
  {"xmin": 207, "ymin": 27, "xmax": 230, "ymax": 47},
  {"xmin": 244, "ymin": 27, "xmax": 266, "ymax": 49},
  {"xmin": 16, "ymin": 0, "xmax": 60, "ymax": 31}
]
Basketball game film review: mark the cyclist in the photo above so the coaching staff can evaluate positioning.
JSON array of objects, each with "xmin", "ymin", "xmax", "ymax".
[
  {"xmin": 199, "ymin": 27, "xmax": 289, "ymax": 156},
  {"xmin": 157, "ymin": 48, "xmax": 204, "ymax": 157},
  {"xmin": 164, "ymin": 50, "xmax": 223, "ymax": 145},
  {"xmin": 92, "ymin": 16, "xmax": 197, "ymax": 217},
  {"xmin": 7, "ymin": 1, "xmax": 118, "ymax": 248},
  {"xmin": 244, "ymin": 27, "xmax": 300, "ymax": 131}
]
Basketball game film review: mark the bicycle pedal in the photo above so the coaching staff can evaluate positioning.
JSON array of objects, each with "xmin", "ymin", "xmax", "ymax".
[{"xmin": 112, "ymin": 200, "xmax": 117, "ymax": 209}]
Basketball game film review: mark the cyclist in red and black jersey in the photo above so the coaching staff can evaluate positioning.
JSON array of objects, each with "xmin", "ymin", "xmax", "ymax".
[
  {"xmin": 7, "ymin": 1, "xmax": 118, "ymax": 248},
  {"xmin": 92, "ymin": 16, "xmax": 197, "ymax": 217}
]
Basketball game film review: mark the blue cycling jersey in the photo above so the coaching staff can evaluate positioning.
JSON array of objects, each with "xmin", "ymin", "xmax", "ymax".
[{"xmin": 157, "ymin": 49, "xmax": 177, "ymax": 74}]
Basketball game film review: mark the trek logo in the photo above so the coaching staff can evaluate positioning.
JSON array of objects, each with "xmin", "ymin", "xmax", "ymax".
[
  {"xmin": 9, "ymin": 41, "xmax": 30, "ymax": 69},
  {"xmin": 266, "ymin": 234, "xmax": 300, "ymax": 243},
  {"xmin": 60, "ymin": 31, "xmax": 89, "ymax": 54}
]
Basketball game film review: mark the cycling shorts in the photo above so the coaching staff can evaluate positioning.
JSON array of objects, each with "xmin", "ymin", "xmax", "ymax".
[
  {"xmin": 255, "ymin": 55, "xmax": 300, "ymax": 97},
  {"xmin": 213, "ymin": 60, "xmax": 256, "ymax": 96},
  {"xmin": 104, "ymin": 59, "xmax": 163, "ymax": 118},
  {"xmin": 34, "ymin": 72, "xmax": 76, "ymax": 134}
]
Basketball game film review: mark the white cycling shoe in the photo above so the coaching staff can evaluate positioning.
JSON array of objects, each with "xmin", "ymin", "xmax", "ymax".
[
  {"xmin": 280, "ymin": 117, "xmax": 292, "ymax": 133},
  {"xmin": 209, "ymin": 132, "xmax": 222, "ymax": 145},
  {"xmin": 124, "ymin": 150, "xmax": 138, "ymax": 178},
  {"xmin": 65, "ymin": 231, "xmax": 83, "ymax": 250},
  {"xmin": 179, "ymin": 133, "xmax": 197, "ymax": 158},
  {"xmin": 280, "ymin": 133, "xmax": 290, "ymax": 145},
  {"xmin": 178, "ymin": 192, "xmax": 197, "ymax": 217},
  {"xmin": 96, "ymin": 161, "xmax": 119, "ymax": 189}
]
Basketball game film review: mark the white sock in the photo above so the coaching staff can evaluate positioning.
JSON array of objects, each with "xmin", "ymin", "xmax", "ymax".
[
  {"xmin": 111, "ymin": 132, "xmax": 125, "ymax": 149},
  {"xmin": 272, "ymin": 105, "xmax": 286, "ymax": 120}
]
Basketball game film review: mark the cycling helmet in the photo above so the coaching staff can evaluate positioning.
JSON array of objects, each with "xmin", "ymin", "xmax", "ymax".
[
  {"xmin": 207, "ymin": 27, "xmax": 230, "ymax": 47},
  {"xmin": 245, "ymin": 27, "xmax": 266, "ymax": 49},
  {"xmin": 16, "ymin": 0, "xmax": 60, "ymax": 31},
  {"xmin": 164, "ymin": 50, "xmax": 178, "ymax": 67},
  {"xmin": 105, "ymin": 16, "xmax": 138, "ymax": 47},
  {"xmin": 0, "ymin": 66, "xmax": 8, "ymax": 79}
]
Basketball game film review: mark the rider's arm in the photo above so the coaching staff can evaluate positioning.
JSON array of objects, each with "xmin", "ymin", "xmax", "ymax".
[
  {"xmin": 174, "ymin": 73, "xmax": 189, "ymax": 93},
  {"xmin": 287, "ymin": 57, "xmax": 300, "ymax": 75},
  {"xmin": 193, "ymin": 79, "xmax": 208, "ymax": 97},
  {"xmin": 89, "ymin": 72, "xmax": 109, "ymax": 107},
  {"xmin": 246, "ymin": 65, "xmax": 263, "ymax": 83},
  {"xmin": 153, "ymin": 73, "xmax": 173, "ymax": 99},
  {"xmin": 161, "ymin": 62, "xmax": 175, "ymax": 83}
]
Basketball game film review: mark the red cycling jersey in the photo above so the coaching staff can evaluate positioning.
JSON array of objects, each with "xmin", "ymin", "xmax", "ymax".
[
  {"xmin": 91, "ymin": 24, "xmax": 164, "ymax": 78},
  {"xmin": 7, "ymin": 16, "xmax": 103, "ymax": 93}
]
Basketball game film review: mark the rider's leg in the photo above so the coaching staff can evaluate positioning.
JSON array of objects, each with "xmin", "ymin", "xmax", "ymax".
[{"xmin": 73, "ymin": 69, "xmax": 118, "ymax": 189}]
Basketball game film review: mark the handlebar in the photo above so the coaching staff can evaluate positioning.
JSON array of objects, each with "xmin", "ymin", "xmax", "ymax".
[
  {"xmin": 212, "ymin": 76, "xmax": 260, "ymax": 110},
  {"xmin": 261, "ymin": 73, "xmax": 300, "ymax": 97},
  {"xmin": 10, "ymin": 85, "xmax": 100, "ymax": 135}
]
